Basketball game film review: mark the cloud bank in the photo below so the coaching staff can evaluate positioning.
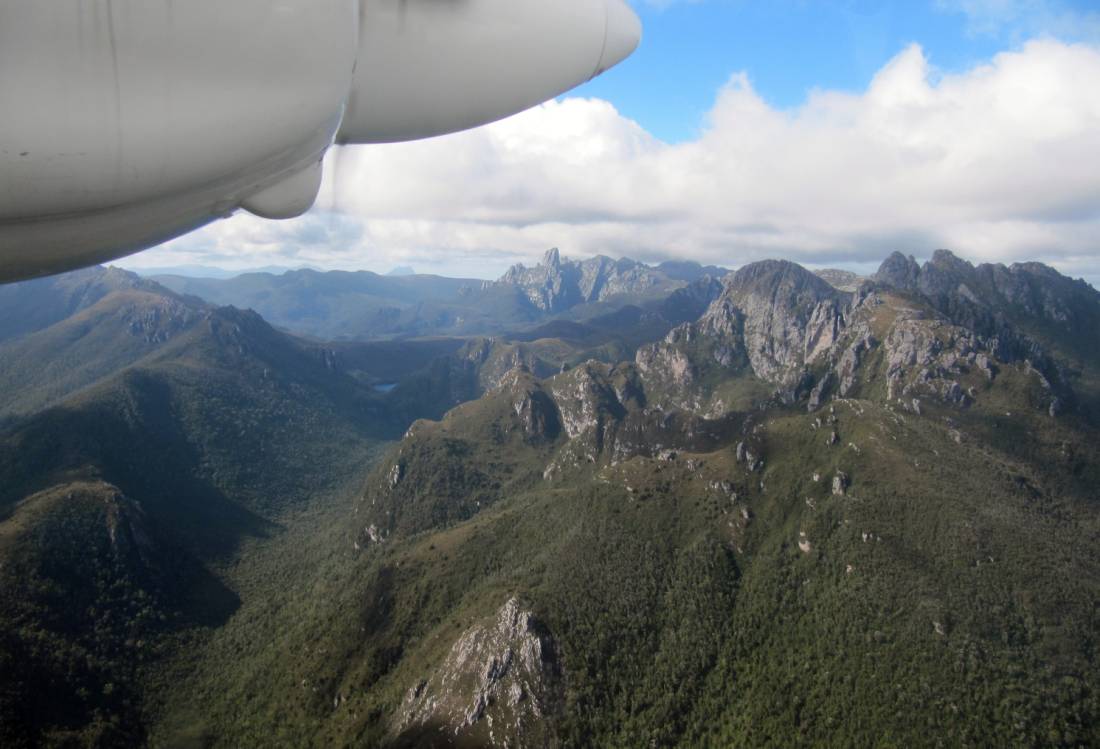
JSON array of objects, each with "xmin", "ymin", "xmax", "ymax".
[{"xmin": 138, "ymin": 39, "xmax": 1100, "ymax": 282}]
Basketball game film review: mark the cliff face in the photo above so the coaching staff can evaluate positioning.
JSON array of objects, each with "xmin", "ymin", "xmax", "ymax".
[
  {"xmin": 719, "ymin": 260, "xmax": 846, "ymax": 386},
  {"xmin": 635, "ymin": 260, "xmax": 848, "ymax": 408}
]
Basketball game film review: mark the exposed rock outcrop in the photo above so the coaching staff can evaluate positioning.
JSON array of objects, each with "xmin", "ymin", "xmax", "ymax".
[
  {"xmin": 721, "ymin": 260, "xmax": 845, "ymax": 387},
  {"xmin": 634, "ymin": 260, "xmax": 849, "ymax": 411},
  {"xmin": 397, "ymin": 597, "xmax": 561, "ymax": 747},
  {"xmin": 870, "ymin": 249, "xmax": 1100, "ymax": 407},
  {"xmin": 498, "ymin": 249, "xmax": 680, "ymax": 314},
  {"xmin": 873, "ymin": 252, "xmax": 922, "ymax": 290}
]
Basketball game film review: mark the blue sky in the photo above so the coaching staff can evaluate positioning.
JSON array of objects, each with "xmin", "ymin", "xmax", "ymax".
[
  {"xmin": 131, "ymin": 0, "xmax": 1100, "ymax": 284},
  {"xmin": 575, "ymin": 0, "xmax": 1100, "ymax": 142}
]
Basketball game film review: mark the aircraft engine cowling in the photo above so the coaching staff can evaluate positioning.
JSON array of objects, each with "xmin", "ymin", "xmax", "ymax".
[
  {"xmin": 338, "ymin": 0, "xmax": 642, "ymax": 144},
  {"xmin": 0, "ymin": 0, "xmax": 641, "ymax": 282}
]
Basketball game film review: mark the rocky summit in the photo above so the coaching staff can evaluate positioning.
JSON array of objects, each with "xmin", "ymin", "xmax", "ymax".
[
  {"xmin": 497, "ymin": 248, "xmax": 691, "ymax": 314},
  {"xmin": 2, "ymin": 253, "xmax": 1100, "ymax": 748}
]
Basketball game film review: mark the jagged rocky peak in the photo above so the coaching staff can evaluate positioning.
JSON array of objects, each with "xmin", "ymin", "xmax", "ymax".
[
  {"xmin": 872, "ymin": 249, "xmax": 1100, "ymax": 338},
  {"xmin": 985, "ymin": 261, "xmax": 1100, "ymax": 329},
  {"xmin": 917, "ymin": 249, "xmax": 979, "ymax": 297},
  {"xmin": 202, "ymin": 306, "xmax": 269, "ymax": 350},
  {"xmin": 634, "ymin": 260, "xmax": 850, "ymax": 406},
  {"xmin": 496, "ymin": 249, "xmax": 682, "ymax": 314},
  {"xmin": 929, "ymin": 248, "xmax": 975, "ymax": 273},
  {"xmin": 716, "ymin": 260, "xmax": 846, "ymax": 386},
  {"xmin": 631, "ymin": 252, "xmax": 1077, "ymax": 417},
  {"xmin": 873, "ymin": 249, "xmax": 979, "ymax": 295},
  {"xmin": 475, "ymin": 340, "xmax": 563, "ymax": 392},
  {"xmin": 873, "ymin": 252, "xmax": 922, "ymax": 290},
  {"xmin": 726, "ymin": 259, "xmax": 840, "ymax": 298},
  {"xmin": 397, "ymin": 597, "xmax": 560, "ymax": 747},
  {"xmin": 635, "ymin": 323, "xmax": 701, "ymax": 393},
  {"xmin": 674, "ymin": 274, "xmax": 726, "ymax": 305}
]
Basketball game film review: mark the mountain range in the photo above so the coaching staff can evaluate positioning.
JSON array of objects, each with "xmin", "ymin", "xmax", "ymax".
[
  {"xmin": 1, "ymin": 250, "xmax": 1099, "ymax": 747},
  {"xmin": 149, "ymin": 250, "xmax": 726, "ymax": 341}
]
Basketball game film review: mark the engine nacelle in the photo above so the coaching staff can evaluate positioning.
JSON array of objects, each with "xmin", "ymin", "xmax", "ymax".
[
  {"xmin": 339, "ymin": 0, "xmax": 641, "ymax": 144},
  {"xmin": 0, "ymin": 0, "xmax": 640, "ymax": 282}
]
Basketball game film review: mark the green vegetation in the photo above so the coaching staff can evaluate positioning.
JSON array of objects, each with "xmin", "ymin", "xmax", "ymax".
[
  {"xmin": 135, "ymin": 334, "xmax": 1100, "ymax": 746},
  {"xmin": 2, "ymin": 256, "xmax": 1100, "ymax": 747},
  {"xmin": 0, "ymin": 483, "xmax": 205, "ymax": 747}
]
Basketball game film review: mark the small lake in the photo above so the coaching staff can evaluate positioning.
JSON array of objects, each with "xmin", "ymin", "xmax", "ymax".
[{"xmin": 373, "ymin": 383, "xmax": 398, "ymax": 394}]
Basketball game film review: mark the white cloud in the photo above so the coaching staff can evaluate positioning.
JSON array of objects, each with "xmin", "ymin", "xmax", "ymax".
[{"xmin": 132, "ymin": 39, "xmax": 1100, "ymax": 283}]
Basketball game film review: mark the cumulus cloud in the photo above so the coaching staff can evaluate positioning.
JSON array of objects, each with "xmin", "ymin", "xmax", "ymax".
[{"xmin": 137, "ymin": 38, "xmax": 1100, "ymax": 282}]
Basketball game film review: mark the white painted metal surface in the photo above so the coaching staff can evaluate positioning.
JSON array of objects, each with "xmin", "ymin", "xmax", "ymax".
[{"xmin": 0, "ymin": 0, "xmax": 641, "ymax": 282}]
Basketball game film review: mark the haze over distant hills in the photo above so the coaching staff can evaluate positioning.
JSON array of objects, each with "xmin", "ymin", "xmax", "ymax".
[
  {"xmin": 131, "ymin": 264, "xmax": 323, "ymax": 279},
  {"xmin": 151, "ymin": 249, "xmax": 727, "ymax": 340},
  {"xmin": 2, "ymin": 249, "xmax": 1100, "ymax": 747}
]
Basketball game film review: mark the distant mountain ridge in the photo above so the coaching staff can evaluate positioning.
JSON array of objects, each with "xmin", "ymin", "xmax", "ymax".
[
  {"xmin": 875, "ymin": 250, "xmax": 1100, "ymax": 351},
  {"xmin": 0, "ymin": 265, "xmax": 170, "ymax": 343},
  {"xmin": 151, "ymin": 252, "xmax": 728, "ymax": 340},
  {"xmin": 498, "ymin": 248, "xmax": 692, "ymax": 313}
]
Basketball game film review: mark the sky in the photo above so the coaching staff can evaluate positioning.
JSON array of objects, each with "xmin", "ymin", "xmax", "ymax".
[{"xmin": 119, "ymin": 0, "xmax": 1100, "ymax": 284}]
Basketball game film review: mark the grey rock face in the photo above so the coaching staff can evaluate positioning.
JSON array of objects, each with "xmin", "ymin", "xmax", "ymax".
[
  {"xmin": 547, "ymin": 361, "xmax": 626, "ymax": 441},
  {"xmin": 510, "ymin": 382, "xmax": 562, "ymax": 443},
  {"xmin": 398, "ymin": 597, "xmax": 560, "ymax": 745},
  {"xmin": 498, "ymin": 249, "xmax": 679, "ymax": 314},
  {"xmin": 635, "ymin": 260, "xmax": 848, "ymax": 402},
  {"xmin": 388, "ymin": 462, "xmax": 404, "ymax": 488},
  {"xmin": 880, "ymin": 310, "xmax": 988, "ymax": 404},
  {"xmin": 508, "ymin": 253, "xmax": 1092, "ymax": 432},
  {"xmin": 637, "ymin": 251, "xmax": 1091, "ymax": 418},
  {"xmin": 635, "ymin": 324, "xmax": 699, "ymax": 390},
  {"xmin": 918, "ymin": 249, "xmax": 978, "ymax": 299},
  {"xmin": 721, "ymin": 261, "xmax": 845, "ymax": 387},
  {"xmin": 836, "ymin": 330, "xmax": 875, "ymax": 398},
  {"xmin": 873, "ymin": 252, "xmax": 921, "ymax": 290},
  {"xmin": 872, "ymin": 250, "xmax": 1099, "ymax": 386}
]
